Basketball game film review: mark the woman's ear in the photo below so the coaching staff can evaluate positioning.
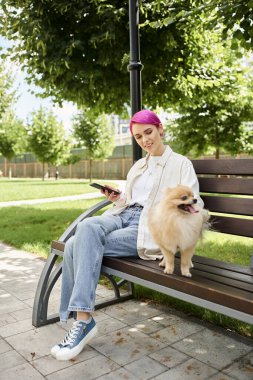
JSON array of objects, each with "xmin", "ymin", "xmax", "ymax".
[{"xmin": 158, "ymin": 123, "xmax": 164, "ymax": 137}]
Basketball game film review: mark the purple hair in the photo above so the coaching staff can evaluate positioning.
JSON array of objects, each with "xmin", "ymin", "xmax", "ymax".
[{"xmin": 129, "ymin": 109, "xmax": 162, "ymax": 134}]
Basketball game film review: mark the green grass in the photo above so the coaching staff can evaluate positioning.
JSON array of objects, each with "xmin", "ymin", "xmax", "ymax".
[
  {"xmin": 0, "ymin": 198, "xmax": 105, "ymax": 258},
  {"xmin": 0, "ymin": 178, "xmax": 117, "ymax": 202}
]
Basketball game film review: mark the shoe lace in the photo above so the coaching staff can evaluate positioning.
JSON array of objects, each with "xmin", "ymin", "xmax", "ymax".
[{"xmin": 61, "ymin": 321, "xmax": 82, "ymax": 347}]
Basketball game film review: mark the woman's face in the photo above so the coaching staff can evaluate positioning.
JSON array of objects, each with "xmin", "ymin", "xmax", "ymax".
[{"xmin": 132, "ymin": 123, "xmax": 165, "ymax": 156}]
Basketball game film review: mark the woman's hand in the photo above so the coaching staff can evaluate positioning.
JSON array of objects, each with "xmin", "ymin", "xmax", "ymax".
[{"xmin": 101, "ymin": 185, "xmax": 121, "ymax": 202}]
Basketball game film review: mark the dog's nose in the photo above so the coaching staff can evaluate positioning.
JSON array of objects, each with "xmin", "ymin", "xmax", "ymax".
[{"xmin": 193, "ymin": 199, "xmax": 197, "ymax": 204}]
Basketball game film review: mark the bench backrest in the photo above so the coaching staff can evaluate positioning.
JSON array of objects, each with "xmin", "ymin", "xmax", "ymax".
[{"xmin": 192, "ymin": 159, "xmax": 253, "ymax": 238}]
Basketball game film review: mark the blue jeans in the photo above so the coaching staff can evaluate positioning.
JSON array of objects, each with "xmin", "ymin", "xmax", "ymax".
[{"xmin": 59, "ymin": 206, "xmax": 142, "ymax": 322}]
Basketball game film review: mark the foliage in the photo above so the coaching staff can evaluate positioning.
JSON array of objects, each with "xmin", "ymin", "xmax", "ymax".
[
  {"xmin": 0, "ymin": 0, "xmax": 239, "ymax": 113},
  {"xmin": 0, "ymin": 110, "xmax": 26, "ymax": 177},
  {"xmin": 73, "ymin": 109, "xmax": 114, "ymax": 181},
  {"xmin": 144, "ymin": 0, "xmax": 253, "ymax": 50},
  {"xmin": 27, "ymin": 107, "xmax": 72, "ymax": 178},
  {"xmin": 164, "ymin": 34, "xmax": 253, "ymax": 158},
  {"xmin": 0, "ymin": 59, "xmax": 17, "ymax": 117}
]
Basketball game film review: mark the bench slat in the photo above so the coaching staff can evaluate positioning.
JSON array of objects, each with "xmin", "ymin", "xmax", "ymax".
[
  {"xmin": 199, "ymin": 177, "xmax": 253, "ymax": 195},
  {"xmin": 142, "ymin": 257, "xmax": 253, "ymax": 291},
  {"xmin": 202, "ymin": 196, "xmax": 253, "ymax": 216},
  {"xmin": 209, "ymin": 215, "xmax": 253, "ymax": 237},
  {"xmin": 192, "ymin": 159, "xmax": 253, "ymax": 175},
  {"xmin": 103, "ymin": 257, "xmax": 253, "ymax": 316}
]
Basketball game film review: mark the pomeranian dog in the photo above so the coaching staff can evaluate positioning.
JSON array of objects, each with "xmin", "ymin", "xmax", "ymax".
[{"xmin": 148, "ymin": 185, "xmax": 209, "ymax": 278}]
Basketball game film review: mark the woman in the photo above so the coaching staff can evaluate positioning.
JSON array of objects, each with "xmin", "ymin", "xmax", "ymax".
[{"xmin": 51, "ymin": 109, "xmax": 203, "ymax": 361}]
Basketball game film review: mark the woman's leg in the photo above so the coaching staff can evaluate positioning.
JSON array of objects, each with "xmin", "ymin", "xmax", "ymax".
[
  {"xmin": 54, "ymin": 207, "xmax": 141, "ymax": 361},
  {"xmin": 59, "ymin": 214, "xmax": 123, "ymax": 322}
]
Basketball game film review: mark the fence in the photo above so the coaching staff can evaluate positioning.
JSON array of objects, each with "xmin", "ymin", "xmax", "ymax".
[
  {"xmin": 0, "ymin": 146, "xmax": 249, "ymax": 180},
  {"xmin": 0, "ymin": 146, "xmax": 134, "ymax": 180}
]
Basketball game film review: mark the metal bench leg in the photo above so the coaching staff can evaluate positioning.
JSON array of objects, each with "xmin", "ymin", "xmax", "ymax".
[
  {"xmin": 32, "ymin": 251, "xmax": 62, "ymax": 327},
  {"xmin": 33, "ymin": 255, "xmax": 134, "ymax": 327},
  {"xmin": 95, "ymin": 273, "xmax": 134, "ymax": 310}
]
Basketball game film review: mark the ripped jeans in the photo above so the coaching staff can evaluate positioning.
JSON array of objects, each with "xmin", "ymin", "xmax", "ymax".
[{"xmin": 59, "ymin": 205, "xmax": 142, "ymax": 321}]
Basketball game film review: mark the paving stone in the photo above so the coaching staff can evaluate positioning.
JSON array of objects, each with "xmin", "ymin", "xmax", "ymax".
[
  {"xmin": 0, "ymin": 291, "xmax": 28, "ymax": 315},
  {"xmin": 0, "ymin": 277, "xmax": 39, "ymax": 301},
  {"xmin": 208, "ymin": 373, "xmax": 237, "ymax": 380},
  {"xmin": 0, "ymin": 339, "xmax": 12, "ymax": 354},
  {"xmin": 172, "ymin": 328, "xmax": 253, "ymax": 370},
  {"xmin": 152, "ymin": 358, "xmax": 217, "ymax": 380},
  {"xmin": 223, "ymin": 351, "xmax": 253, "ymax": 380},
  {"xmin": 131, "ymin": 317, "xmax": 179, "ymax": 335},
  {"xmin": 150, "ymin": 319, "xmax": 204, "ymax": 344},
  {"xmin": 5, "ymin": 323, "xmax": 69, "ymax": 361},
  {"xmin": 97, "ymin": 316, "xmax": 127, "ymax": 335},
  {"xmin": 103, "ymin": 300, "xmax": 162, "ymax": 324},
  {"xmin": 151, "ymin": 312, "xmax": 185, "ymax": 327},
  {"xmin": 93, "ymin": 310, "xmax": 111, "ymax": 323},
  {"xmin": 90, "ymin": 326, "xmax": 167, "ymax": 366},
  {"xmin": 0, "ymin": 318, "xmax": 35, "ymax": 338},
  {"xmin": 0, "ymin": 349, "xmax": 26, "ymax": 371},
  {"xmin": 149, "ymin": 346, "xmax": 189, "ymax": 369},
  {"xmin": 124, "ymin": 356, "xmax": 168, "ymax": 379},
  {"xmin": 10, "ymin": 307, "xmax": 32, "ymax": 322},
  {"xmin": 32, "ymin": 346, "xmax": 100, "ymax": 376},
  {"xmin": 46, "ymin": 355, "xmax": 119, "ymax": 380},
  {"xmin": 0, "ymin": 312, "xmax": 16, "ymax": 327},
  {"xmin": 0, "ymin": 362, "xmax": 45, "ymax": 380},
  {"xmin": 96, "ymin": 367, "xmax": 137, "ymax": 380}
]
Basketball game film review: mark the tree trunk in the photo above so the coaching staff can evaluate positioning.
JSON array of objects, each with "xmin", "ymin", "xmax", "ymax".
[
  {"xmin": 215, "ymin": 147, "xmax": 220, "ymax": 159},
  {"xmin": 89, "ymin": 158, "xmax": 92, "ymax": 182},
  {"xmin": 7, "ymin": 160, "xmax": 12, "ymax": 179},
  {"xmin": 42, "ymin": 162, "xmax": 45, "ymax": 180}
]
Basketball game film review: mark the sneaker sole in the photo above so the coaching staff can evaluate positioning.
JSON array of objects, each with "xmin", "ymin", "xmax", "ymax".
[{"xmin": 56, "ymin": 325, "xmax": 98, "ymax": 361}]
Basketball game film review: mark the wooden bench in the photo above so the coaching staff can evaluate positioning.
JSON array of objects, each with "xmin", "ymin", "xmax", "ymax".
[{"xmin": 32, "ymin": 159, "xmax": 253, "ymax": 327}]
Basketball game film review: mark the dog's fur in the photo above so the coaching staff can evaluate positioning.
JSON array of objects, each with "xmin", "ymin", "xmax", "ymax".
[{"xmin": 148, "ymin": 185, "xmax": 209, "ymax": 277}]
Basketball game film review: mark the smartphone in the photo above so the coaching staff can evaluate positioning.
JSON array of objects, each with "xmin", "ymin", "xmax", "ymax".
[{"xmin": 90, "ymin": 183, "xmax": 121, "ymax": 195}]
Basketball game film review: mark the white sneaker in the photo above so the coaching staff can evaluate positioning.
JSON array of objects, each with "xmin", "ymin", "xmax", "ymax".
[{"xmin": 51, "ymin": 318, "xmax": 97, "ymax": 361}]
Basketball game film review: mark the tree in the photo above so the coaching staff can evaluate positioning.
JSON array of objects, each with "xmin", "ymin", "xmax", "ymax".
[
  {"xmin": 27, "ymin": 107, "xmax": 72, "ymax": 179},
  {"xmin": 0, "ymin": 0, "xmax": 234, "ymax": 113},
  {"xmin": 73, "ymin": 110, "xmax": 114, "ymax": 181},
  {"xmin": 0, "ymin": 60, "xmax": 17, "ymax": 117},
  {"xmin": 165, "ymin": 42, "xmax": 253, "ymax": 158},
  {"xmin": 0, "ymin": 110, "xmax": 26, "ymax": 178}
]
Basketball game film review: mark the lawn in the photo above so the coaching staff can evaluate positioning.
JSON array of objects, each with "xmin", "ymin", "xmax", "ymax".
[
  {"xmin": 0, "ymin": 178, "xmax": 119, "ymax": 202},
  {"xmin": 0, "ymin": 198, "xmax": 105, "ymax": 258}
]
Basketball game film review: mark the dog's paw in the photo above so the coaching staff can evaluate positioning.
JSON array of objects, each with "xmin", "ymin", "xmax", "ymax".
[
  {"xmin": 159, "ymin": 258, "xmax": 166, "ymax": 267},
  {"xmin": 164, "ymin": 267, "xmax": 174, "ymax": 275},
  {"xmin": 181, "ymin": 271, "xmax": 192, "ymax": 278}
]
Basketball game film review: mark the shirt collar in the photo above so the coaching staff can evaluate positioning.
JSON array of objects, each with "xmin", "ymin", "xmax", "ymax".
[{"xmin": 144, "ymin": 146, "xmax": 173, "ymax": 167}]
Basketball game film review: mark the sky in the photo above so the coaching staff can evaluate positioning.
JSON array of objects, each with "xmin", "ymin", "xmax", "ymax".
[{"xmin": 1, "ymin": 37, "xmax": 77, "ymax": 132}]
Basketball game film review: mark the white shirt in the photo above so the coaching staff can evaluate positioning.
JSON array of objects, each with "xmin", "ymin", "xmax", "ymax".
[{"xmin": 130, "ymin": 156, "xmax": 161, "ymax": 206}]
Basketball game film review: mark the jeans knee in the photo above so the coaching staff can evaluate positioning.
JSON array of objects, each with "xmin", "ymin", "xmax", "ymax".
[
  {"xmin": 64, "ymin": 236, "xmax": 74, "ymax": 259},
  {"xmin": 76, "ymin": 218, "xmax": 99, "ymax": 235}
]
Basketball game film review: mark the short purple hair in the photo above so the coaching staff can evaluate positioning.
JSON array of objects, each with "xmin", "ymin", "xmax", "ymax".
[{"xmin": 129, "ymin": 109, "xmax": 162, "ymax": 134}]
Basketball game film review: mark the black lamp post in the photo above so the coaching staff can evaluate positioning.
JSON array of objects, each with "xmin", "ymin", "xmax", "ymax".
[{"xmin": 128, "ymin": 0, "xmax": 143, "ymax": 162}]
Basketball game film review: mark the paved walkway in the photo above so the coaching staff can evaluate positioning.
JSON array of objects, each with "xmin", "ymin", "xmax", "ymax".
[{"xmin": 0, "ymin": 242, "xmax": 252, "ymax": 379}]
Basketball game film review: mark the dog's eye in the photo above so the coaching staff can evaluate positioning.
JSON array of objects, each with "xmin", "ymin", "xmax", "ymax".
[{"xmin": 181, "ymin": 195, "xmax": 188, "ymax": 201}]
